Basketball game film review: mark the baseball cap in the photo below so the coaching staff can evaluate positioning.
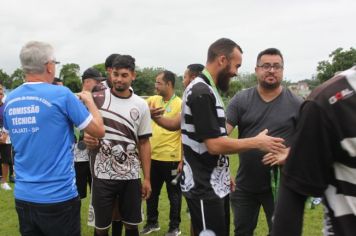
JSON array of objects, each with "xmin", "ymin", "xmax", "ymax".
[{"xmin": 82, "ymin": 67, "xmax": 105, "ymax": 81}]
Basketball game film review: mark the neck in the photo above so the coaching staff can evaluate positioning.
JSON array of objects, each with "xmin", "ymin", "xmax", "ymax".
[
  {"xmin": 25, "ymin": 74, "xmax": 52, "ymax": 83},
  {"xmin": 112, "ymin": 88, "xmax": 131, "ymax": 98},
  {"xmin": 162, "ymin": 89, "xmax": 174, "ymax": 101},
  {"xmin": 205, "ymin": 64, "xmax": 218, "ymax": 85},
  {"xmin": 257, "ymin": 85, "xmax": 283, "ymax": 102}
]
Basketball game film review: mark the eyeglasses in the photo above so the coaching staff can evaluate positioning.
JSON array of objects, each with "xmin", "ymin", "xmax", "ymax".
[
  {"xmin": 257, "ymin": 63, "xmax": 283, "ymax": 71},
  {"xmin": 45, "ymin": 60, "xmax": 60, "ymax": 65}
]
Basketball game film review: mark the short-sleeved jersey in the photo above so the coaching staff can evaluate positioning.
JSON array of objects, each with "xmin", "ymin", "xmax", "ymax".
[
  {"xmin": 4, "ymin": 82, "xmax": 92, "ymax": 203},
  {"xmin": 283, "ymin": 66, "xmax": 356, "ymax": 236},
  {"xmin": 147, "ymin": 95, "xmax": 182, "ymax": 162},
  {"xmin": 91, "ymin": 88, "xmax": 152, "ymax": 180},
  {"xmin": 226, "ymin": 87, "xmax": 302, "ymax": 193},
  {"xmin": 181, "ymin": 74, "xmax": 230, "ymax": 200}
]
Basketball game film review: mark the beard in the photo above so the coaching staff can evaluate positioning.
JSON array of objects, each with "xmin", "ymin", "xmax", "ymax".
[
  {"xmin": 216, "ymin": 65, "xmax": 234, "ymax": 92},
  {"xmin": 259, "ymin": 75, "xmax": 281, "ymax": 90}
]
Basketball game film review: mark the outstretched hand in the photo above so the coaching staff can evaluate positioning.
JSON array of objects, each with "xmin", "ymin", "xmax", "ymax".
[
  {"xmin": 255, "ymin": 129, "xmax": 285, "ymax": 153},
  {"xmin": 262, "ymin": 147, "xmax": 290, "ymax": 166}
]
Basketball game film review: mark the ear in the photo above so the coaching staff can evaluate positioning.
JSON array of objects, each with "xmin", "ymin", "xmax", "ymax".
[
  {"xmin": 132, "ymin": 71, "xmax": 136, "ymax": 81},
  {"xmin": 45, "ymin": 64, "xmax": 52, "ymax": 74},
  {"xmin": 218, "ymin": 55, "xmax": 227, "ymax": 66}
]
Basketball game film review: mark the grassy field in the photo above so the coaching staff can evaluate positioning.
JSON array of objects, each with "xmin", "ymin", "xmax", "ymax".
[{"xmin": 0, "ymin": 154, "xmax": 323, "ymax": 236}]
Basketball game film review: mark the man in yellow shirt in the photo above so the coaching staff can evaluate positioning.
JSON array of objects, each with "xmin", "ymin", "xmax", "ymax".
[{"xmin": 142, "ymin": 71, "xmax": 182, "ymax": 236}]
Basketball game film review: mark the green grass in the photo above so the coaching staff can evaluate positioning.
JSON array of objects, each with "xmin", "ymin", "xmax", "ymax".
[
  {"xmin": 0, "ymin": 129, "xmax": 323, "ymax": 236},
  {"xmin": 0, "ymin": 159, "xmax": 323, "ymax": 236}
]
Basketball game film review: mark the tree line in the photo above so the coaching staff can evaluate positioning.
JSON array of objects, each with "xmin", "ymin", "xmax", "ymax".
[{"xmin": 1, "ymin": 47, "xmax": 355, "ymax": 97}]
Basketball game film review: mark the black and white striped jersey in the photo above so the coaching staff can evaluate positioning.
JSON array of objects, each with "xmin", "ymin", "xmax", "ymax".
[
  {"xmin": 180, "ymin": 74, "xmax": 230, "ymax": 200},
  {"xmin": 283, "ymin": 66, "xmax": 356, "ymax": 236}
]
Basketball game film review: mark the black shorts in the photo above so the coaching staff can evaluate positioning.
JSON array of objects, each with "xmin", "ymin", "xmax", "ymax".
[
  {"xmin": 74, "ymin": 161, "xmax": 91, "ymax": 199},
  {"xmin": 0, "ymin": 144, "xmax": 12, "ymax": 165},
  {"xmin": 186, "ymin": 197, "xmax": 227, "ymax": 236},
  {"xmin": 92, "ymin": 178, "xmax": 142, "ymax": 229}
]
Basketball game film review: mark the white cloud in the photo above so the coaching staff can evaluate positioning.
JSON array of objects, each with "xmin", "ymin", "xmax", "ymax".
[{"xmin": 0, "ymin": 0, "xmax": 355, "ymax": 82}]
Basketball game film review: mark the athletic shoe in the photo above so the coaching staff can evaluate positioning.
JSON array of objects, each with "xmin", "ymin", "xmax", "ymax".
[
  {"xmin": 140, "ymin": 223, "xmax": 160, "ymax": 234},
  {"xmin": 1, "ymin": 182, "xmax": 12, "ymax": 190},
  {"xmin": 165, "ymin": 228, "xmax": 181, "ymax": 236}
]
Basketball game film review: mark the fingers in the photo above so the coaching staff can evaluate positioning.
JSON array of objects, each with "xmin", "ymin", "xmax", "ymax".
[{"xmin": 141, "ymin": 181, "xmax": 152, "ymax": 200}]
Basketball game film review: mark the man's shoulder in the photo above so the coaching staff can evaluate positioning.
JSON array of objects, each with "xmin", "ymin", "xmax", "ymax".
[{"xmin": 188, "ymin": 77, "xmax": 213, "ymax": 97}]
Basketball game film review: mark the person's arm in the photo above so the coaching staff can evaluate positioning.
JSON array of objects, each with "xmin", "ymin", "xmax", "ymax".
[
  {"xmin": 77, "ymin": 91, "xmax": 105, "ymax": 138},
  {"xmin": 271, "ymin": 180, "xmax": 307, "ymax": 236},
  {"xmin": 0, "ymin": 132, "xmax": 8, "ymax": 143},
  {"xmin": 226, "ymin": 123, "xmax": 234, "ymax": 136},
  {"xmin": 262, "ymin": 147, "xmax": 290, "ymax": 166},
  {"xmin": 204, "ymin": 129, "xmax": 285, "ymax": 155},
  {"xmin": 153, "ymin": 114, "xmax": 181, "ymax": 131},
  {"xmin": 138, "ymin": 138, "xmax": 151, "ymax": 200}
]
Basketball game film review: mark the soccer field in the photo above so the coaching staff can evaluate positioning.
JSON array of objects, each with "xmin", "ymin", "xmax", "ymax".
[{"xmin": 0, "ymin": 154, "xmax": 323, "ymax": 236}]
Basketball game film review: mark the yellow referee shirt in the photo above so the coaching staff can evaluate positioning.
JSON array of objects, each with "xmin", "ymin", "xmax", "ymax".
[{"xmin": 147, "ymin": 95, "xmax": 182, "ymax": 162}]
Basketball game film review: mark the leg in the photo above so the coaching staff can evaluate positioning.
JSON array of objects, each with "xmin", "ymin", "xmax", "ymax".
[
  {"xmin": 15, "ymin": 199, "xmax": 45, "ymax": 236},
  {"xmin": 260, "ymin": 191, "xmax": 275, "ymax": 236},
  {"xmin": 231, "ymin": 189, "xmax": 260, "ymax": 236},
  {"xmin": 0, "ymin": 144, "xmax": 12, "ymax": 190},
  {"xmin": 165, "ymin": 161, "xmax": 182, "ymax": 231},
  {"xmin": 146, "ymin": 160, "xmax": 164, "ymax": 225},
  {"xmin": 186, "ymin": 197, "xmax": 226, "ymax": 236},
  {"xmin": 92, "ymin": 178, "xmax": 120, "ymax": 236},
  {"xmin": 34, "ymin": 197, "xmax": 81, "ymax": 236}
]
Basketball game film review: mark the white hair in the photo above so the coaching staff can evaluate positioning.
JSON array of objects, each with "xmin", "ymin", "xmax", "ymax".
[{"xmin": 20, "ymin": 41, "xmax": 55, "ymax": 74}]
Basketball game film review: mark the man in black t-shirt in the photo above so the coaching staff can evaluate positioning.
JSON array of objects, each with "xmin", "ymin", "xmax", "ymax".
[
  {"xmin": 272, "ymin": 66, "xmax": 356, "ymax": 236},
  {"xmin": 226, "ymin": 48, "xmax": 302, "ymax": 236},
  {"xmin": 181, "ymin": 38, "xmax": 286, "ymax": 235}
]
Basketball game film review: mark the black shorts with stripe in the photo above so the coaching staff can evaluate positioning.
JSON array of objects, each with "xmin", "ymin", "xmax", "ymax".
[{"xmin": 92, "ymin": 178, "xmax": 142, "ymax": 229}]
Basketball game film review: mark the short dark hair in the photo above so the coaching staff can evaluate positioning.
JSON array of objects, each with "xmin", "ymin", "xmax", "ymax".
[
  {"xmin": 160, "ymin": 70, "xmax": 176, "ymax": 88},
  {"xmin": 187, "ymin": 63, "xmax": 204, "ymax": 78},
  {"xmin": 112, "ymin": 55, "xmax": 135, "ymax": 72},
  {"xmin": 256, "ymin": 48, "xmax": 284, "ymax": 65},
  {"xmin": 207, "ymin": 38, "xmax": 243, "ymax": 63},
  {"xmin": 105, "ymin": 53, "xmax": 120, "ymax": 69}
]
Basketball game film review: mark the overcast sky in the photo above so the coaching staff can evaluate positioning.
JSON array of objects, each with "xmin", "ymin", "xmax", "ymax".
[{"xmin": 1, "ymin": 0, "xmax": 355, "ymax": 82}]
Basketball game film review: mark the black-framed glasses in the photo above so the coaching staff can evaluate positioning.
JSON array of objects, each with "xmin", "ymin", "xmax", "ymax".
[
  {"xmin": 257, "ymin": 63, "xmax": 283, "ymax": 71},
  {"xmin": 45, "ymin": 60, "xmax": 60, "ymax": 65}
]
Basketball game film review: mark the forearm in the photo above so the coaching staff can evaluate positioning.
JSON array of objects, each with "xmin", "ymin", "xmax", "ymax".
[
  {"xmin": 138, "ymin": 139, "xmax": 151, "ymax": 181},
  {"xmin": 84, "ymin": 100, "xmax": 105, "ymax": 138},
  {"xmin": 204, "ymin": 136, "xmax": 259, "ymax": 155},
  {"xmin": 272, "ymin": 181, "xmax": 307, "ymax": 236},
  {"xmin": 153, "ymin": 116, "xmax": 180, "ymax": 131}
]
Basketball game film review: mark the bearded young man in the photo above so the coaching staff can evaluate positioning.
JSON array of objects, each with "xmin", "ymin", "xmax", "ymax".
[
  {"xmin": 180, "ymin": 39, "xmax": 286, "ymax": 235},
  {"xmin": 225, "ymin": 48, "xmax": 303, "ymax": 236}
]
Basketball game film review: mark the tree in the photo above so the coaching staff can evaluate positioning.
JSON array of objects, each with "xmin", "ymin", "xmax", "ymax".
[
  {"xmin": 134, "ymin": 67, "xmax": 164, "ymax": 96},
  {"xmin": 317, "ymin": 47, "xmax": 356, "ymax": 83},
  {"xmin": 60, "ymin": 63, "xmax": 81, "ymax": 93},
  {"xmin": 0, "ymin": 69, "xmax": 11, "ymax": 88},
  {"xmin": 10, "ymin": 68, "xmax": 25, "ymax": 89}
]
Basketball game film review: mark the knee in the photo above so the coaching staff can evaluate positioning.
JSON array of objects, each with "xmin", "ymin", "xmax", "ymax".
[{"xmin": 95, "ymin": 228, "xmax": 109, "ymax": 236}]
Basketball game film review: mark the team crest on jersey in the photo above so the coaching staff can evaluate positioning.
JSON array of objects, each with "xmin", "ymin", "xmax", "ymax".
[
  {"xmin": 328, "ymin": 88, "xmax": 354, "ymax": 104},
  {"xmin": 180, "ymin": 159, "xmax": 195, "ymax": 192},
  {"xmin": 130, "ymin": 108, "xmax": 140, "ymax": 121},
  {"xmin": 210, "ymin": 155, "xmax": 230, "ymax": 198}
]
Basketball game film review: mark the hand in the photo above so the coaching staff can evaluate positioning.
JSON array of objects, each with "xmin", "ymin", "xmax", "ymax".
[
  {"xmin": 177, "ymin": 160, "xmax": 183, "ymax": 173},
  {"xmin": 150, "ymin": 106, "xmax": 165, "ymax": 120},
  {"xmin": 262, "ymin": 147, "xmax": 290, "ymax": 166},
  {"xmin": 141, "ymin": 179, "xmax": 152, "ymax": 200},
  {"xmin": 76, "ymin": 91, "xmax": 94, "ymax": 106},
  {"xmin": 83, "ymin": 132, "xmax": 100, "ymax": 150},
  {"xmin": 255, "ymin": 129, "xmax": 285, "ymax": 153},
  {"xmin": 230, "ymin": 176, "xmax": 236, "ymax": 192}
]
